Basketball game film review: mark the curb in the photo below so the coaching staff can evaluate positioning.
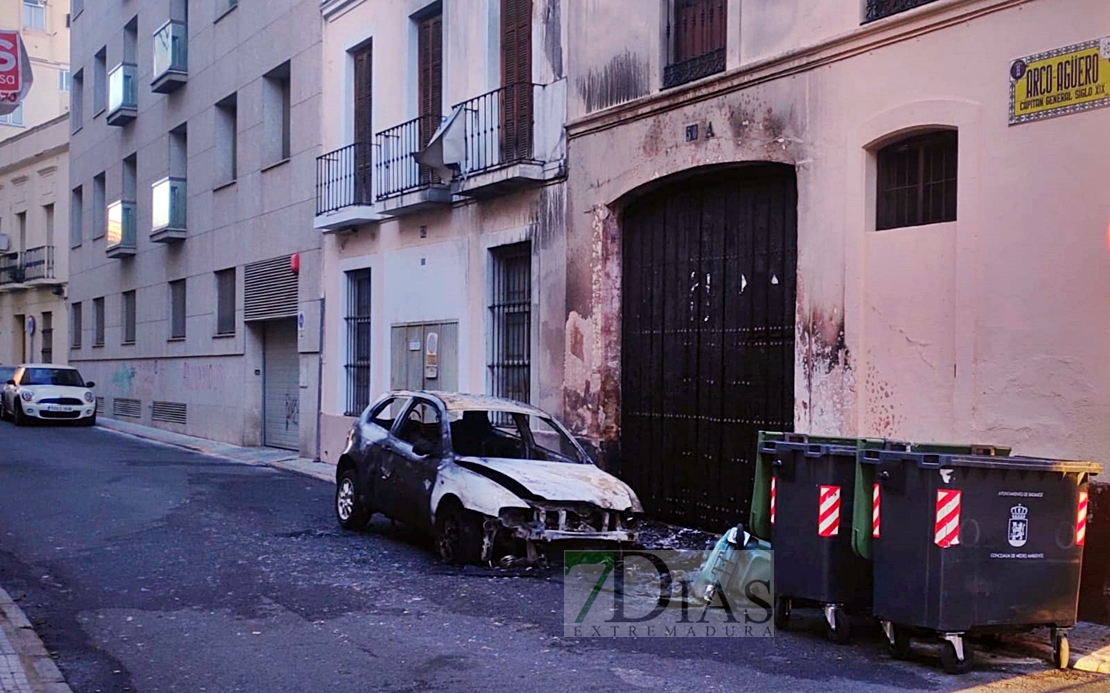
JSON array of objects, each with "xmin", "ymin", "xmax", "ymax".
[
  {"xmin": 0, "ymin": 586, "xmax": 74, "ymax": 693},
  {"xmin": 990, "ymin": 633, "xmax": 1110, "ymax": 674}
]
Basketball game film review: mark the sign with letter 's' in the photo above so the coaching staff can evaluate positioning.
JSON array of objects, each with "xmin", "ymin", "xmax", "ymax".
[
  {"xmin": 1009, "ymin": 37, "xmax": 1110, "ymax": 125},
  {"xmin": 0, "ymin": 30, "xmax": 31, "ymax": 116}
]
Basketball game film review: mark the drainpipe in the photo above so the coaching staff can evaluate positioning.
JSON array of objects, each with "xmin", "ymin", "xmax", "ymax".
[{"xmin": 314, "ymin": 296, "xmax": 325, "ymax": 463}]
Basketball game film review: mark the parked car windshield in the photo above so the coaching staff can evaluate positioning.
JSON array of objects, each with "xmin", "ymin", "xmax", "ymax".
[
  {"xmin": 0, "ymin": 366, "xmax": 15, "ymax": 384},
  {"xmin": 448, "ymin": 409, "xmax": 586, "ymax": 464},
  {"xmin": 20, "ymin": 368, "xmax": 86, "ymax": 387}
]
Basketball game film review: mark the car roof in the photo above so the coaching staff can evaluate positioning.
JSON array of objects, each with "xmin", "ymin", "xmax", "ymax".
[
  {"xmin": 17, "ymin": 363, "xmax": 79, "ymax": 370},
  {"xmin": 389, "ymin": 390, "xmax": 548, "ymax": 416}
]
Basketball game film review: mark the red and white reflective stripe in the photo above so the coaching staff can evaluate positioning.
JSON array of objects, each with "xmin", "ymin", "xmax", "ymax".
[
  {"xmin": 934, "ymin": 489, "xmax": 962, "ymax": 548},
  {"xmin": 1077, "ymin": 489, "xmax": 1089, "ymax": 546},
  {"xmin": 769, "ymin": 476, "xmax": 776, "ymax": 525},
  {"xmin": 818, "ymin": 485, "xmax": 841, "ymax": 537},
  {"xmin": 872, "ymin": 483, "xmax": 881, "ymax": 538}
]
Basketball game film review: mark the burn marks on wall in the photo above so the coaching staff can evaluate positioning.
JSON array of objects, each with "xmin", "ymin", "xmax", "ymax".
[
  {"xmin": 576, "ymin": 50, "xmax": 649, "ymax": 114},
  {"xmin": 796, "ymin": 303, "xmax": 856, "ymax": 434}
]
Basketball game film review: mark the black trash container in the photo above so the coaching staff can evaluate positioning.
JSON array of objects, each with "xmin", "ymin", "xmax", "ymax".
[
  {"xmin": 863, "ymin": 449, "xmax": 1101, "ymax": 674},
  {"xmin": 761, "ymin": 438, "xmax": 874, "ymax": 643}
]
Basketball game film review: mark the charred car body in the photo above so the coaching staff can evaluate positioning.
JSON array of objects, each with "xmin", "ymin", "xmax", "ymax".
[{"xmin": 335, "ymin": 391, "xmax": 643, "ymax": 564}]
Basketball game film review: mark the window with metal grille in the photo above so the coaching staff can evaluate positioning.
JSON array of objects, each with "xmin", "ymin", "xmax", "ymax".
[
  {"xmin": 93, "ymin": 297, "xmax": 105, "ymax": 346},
  {"xmin": 864, "ymin": 0, "xmax": 940, "ymax": 23},
  {"xmin": 664, "ymin": 0, "xmax": 726, "ymax": 89},
  {"xmin": 170, "ymin": 279, "xmax": 186, "ymax": 339},
  {"xmin": 345, "ymin": 268, "xmax": 372, "ymax": 416},
  {"xmin": 122, "ymin": 290, "xmax": 136, "ymax": 344},
  {"xmin": 876, "ymin": 130, "xmax": 957, "ymax": 231},
  {"xmin": 70, "ymin": 302, "xmax": 82, "ymax": 348},
  {"xmin": 41, "ymin": 311, "xmax": 53, "ymax": 363},
  {"xmin": 488, "ymin": 243, "xmax": 531, "ymax": 409},
  {"xmin": 216, "ymin": 268, "xmax": 236, "ymax": 335}
]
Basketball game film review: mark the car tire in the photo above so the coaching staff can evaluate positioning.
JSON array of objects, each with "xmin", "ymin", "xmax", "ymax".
[
  {"xmin": 13, "ymin": 402, "xmax": 26, "ymax": 427},
  {"xmin": 335, "ymin": 469, "xmax": 369, "ymax": 530},
  {"xmin": 80, "ymin": 413, "xmax": 97, "ymax": 427},
  {"xmin": 435, "ymin": 499, "xmax": 484, "ymax": 565}
]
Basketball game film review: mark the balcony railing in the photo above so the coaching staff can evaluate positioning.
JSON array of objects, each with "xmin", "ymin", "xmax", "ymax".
[
  {"xmin": 663, "ymin": 48, "xmax": 725, "ymax": 89},
  {"xmin": 152, "ymin": 20, "xmax": 188, "ymax": 93},
  {"xmin": 108, "ymin": 62, "xmax": 138, "ymax": 125},
  {"xmin": 374, "ymin": 114, "xmax": 444, "ymax": 199},
  {"xmin": 0, "ymin": 252, "xmax": 23, "ymax": 285},
  {"xmin": 152, "ymin": 177, "xmax": 186, "ymax": 240},
  {"xmin": 456, "ymin": 83, "xmax": 537, "ymax": 176},
  {"xmin": 316, "ymin": 142, "xmax": 374, "ymax": 215},
  {"xmin": 864, "ymin": 0, "xmax": 940, "ymax": 22},
  {"xmin": 21, "ymin": 246, "xmax": 54, "ymax": 281},
  {"xmin": 106, "ymin": 200, "xmax": 137, "ymax": 256}
]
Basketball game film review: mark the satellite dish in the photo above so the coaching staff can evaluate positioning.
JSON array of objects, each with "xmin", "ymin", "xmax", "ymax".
[{"xmin": 0, "ymin": 234, "xmax": 9, "ymax": 252}]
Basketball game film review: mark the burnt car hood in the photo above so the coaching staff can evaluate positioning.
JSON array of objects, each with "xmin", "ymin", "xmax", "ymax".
[{"xmin": 453, "ymin": 457, "xmax": 642, "ymax": 512}]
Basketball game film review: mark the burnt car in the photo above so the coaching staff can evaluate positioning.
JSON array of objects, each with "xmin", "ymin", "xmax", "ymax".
[{"xmin": 335, "ymin": 390, "xmax": 643, "ymax": 564}]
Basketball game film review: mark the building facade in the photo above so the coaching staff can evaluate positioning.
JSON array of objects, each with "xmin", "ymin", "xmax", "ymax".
[
  {"xmin": 67, "ymin": 0, "xmax": 324, "ymax": 455},
  {"xmin": 315, "ymin": 0, "xmax": 567, "ymax": 462},
  {"xmin": 0, "ymin": 0, "xmax": 71, "ymax": 141},
  {"xmin": 0, "ymin": 114, "xmax": 69, "ymax": 365}
]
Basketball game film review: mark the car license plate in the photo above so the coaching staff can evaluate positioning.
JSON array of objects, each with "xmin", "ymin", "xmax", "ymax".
[{"xmin": 44, "ymin": 405, "xmax": 73, "ymax": 412}]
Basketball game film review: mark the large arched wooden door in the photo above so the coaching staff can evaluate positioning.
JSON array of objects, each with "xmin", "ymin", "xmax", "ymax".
[{"xmin": 621, "ymin": 165, "xmax": 798, "ymax": 531}]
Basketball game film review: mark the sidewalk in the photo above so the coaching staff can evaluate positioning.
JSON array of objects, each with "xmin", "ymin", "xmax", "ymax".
[
  {"xmin": 0, "ymin": 588, "xmax": 71, "ymax": 693},
  {"xmin": 93, "ymin": 416, "xmax": 1110, "ymax": 674}
]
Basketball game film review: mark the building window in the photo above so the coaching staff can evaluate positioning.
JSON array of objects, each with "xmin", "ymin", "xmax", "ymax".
[
  {"xmin": 92, "ymin": 172, "xmax": 106, "ymax": 238},
  {"xmin": 215, "ymin": 94, "xmax": 238, "ymax": 184},
  {"xmin": 23, "ymin": 0, "xmax": 46, "ymax": 31},
  {"xmin": 170, "ymin": 279, "xmax": 186, "ymax": 339},
  {"xmin": 93, "ymin": 297, "xmax": 105, "ymax": 346},
  {"xmin": 16, "ymin": 212, "xmax": 26, "ymax": 252},
  {"xmin": 70, "ymin": 302, "xmax": 82, "ymax": 348},
  {"xmin": 215, "ymin": 268, "xmax": 235, "ymax": 335},
  {"xmin": 71, "ymin": 186, "xmax": 83, "ymax": 247},
  {"xmin": 71, "ymin": 69, "xmax": 83, "ymax": 130},
  {"xmin": 864, "ymin": 0, "xmax": 940, "ymax": 23},
  {"xmin": 123, "ymin": 153, "xmax": 137, "ymax": 202},
  {"xmin": 72, "ymin": 0, "xmax": 84, "ymax": 18},
  {"xmin": 263, "ymin": 62, "xmax": 291, "ymax": 164},
  {"xmin": 345, "ymin": 268, "xmax": 371, "ymax": 416},
  {"xmin": 44, "ymin": 203, "xmax": 54, "ymax": 247},
  {"xmin": 0, "ymin": 104, "xmax": 24, "ymax": 127},
  {"xmin": 488, "ymin": 242, "xmax": 531, "ymax": 409},
  {"xmin": 664, "ymin": 0, "xmax": 726, "ymax": 89},
  {"xmin": 416, "ymin": 7, "xmax": 443, "ymax": 150},
  {"xmin": 94, "ymin": 47, "xmax": 107, "ymax": 115},
  {"xmin": 122, "ymin": 290, "xmax": 136, "ymax": 344},
  {"xmin": 41, "ymin": 312, "xmax": 53, "ymax": 363},
  {"xmin": 59, "ymin": 69, "xmax": 71, "ymax": 91},
  {"xmin": 876, "ymin": 130, "xmax": 958, "ymax": 231}
]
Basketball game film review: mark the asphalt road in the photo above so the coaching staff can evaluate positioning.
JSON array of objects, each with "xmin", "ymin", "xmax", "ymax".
[{"xmin": 0, "ymin": 423, "xmax": 1106, "ymax": 693}]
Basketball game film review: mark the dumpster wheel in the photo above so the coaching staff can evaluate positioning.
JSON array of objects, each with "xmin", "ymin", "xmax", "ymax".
[
  {"xmin": 1052, "ymin": 628, "xmax": 1070, "ymax": 670},
  {"xmin": 884, "ymin": 623, "xmax": 912, "ymax": 660},
  {"xmin": 823, "ymin": 605, "xmax": 852, "ymax": 644},
  {"xmin": 940, "ymin": 634, "xmax": 974, "ymax": 675},
  {"xmin": 774, "ymin": 596, "xmax": 791, "ymax": 630}
]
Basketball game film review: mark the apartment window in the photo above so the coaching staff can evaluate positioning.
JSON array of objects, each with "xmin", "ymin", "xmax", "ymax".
[
  {"xmin": 70, "ymin": 302, "xmax": 82, "ymax": 348},
  {"xmin": 215, "ymin": 94, "xmax": 238, "ymax": 184},
  {"xmin": 94, "ymin": 47, "xmax": 107, "ymax": 114},
  {"xmin": 124, "ymin": 17, "xmax": 138, "ymax": 63},
  {"xmin": 72, "ymin": 0, "xmax": 84, "ymax": 19},
  {"xmin": 263, "ymin": 62, "xmax": 291, "ymax": 164},
  {"xmin": 417, "ymin": 7, "xmax": 443, "ymax": 148},
  {"xmin": 122, "ymin": 290, "xmax": 136, "ymax": 344},
  {"xmin": 123, "ymin": 153, "xmax": 137, "ymax": 202},
  {"xmin": 93, "ymin": 297, "xmax": 105, "ymax": 346},
  {"xmin": 664, "ymin": 0, "xmax": 726, "ymax": 89},
  {"xmin": 16, "ymin": 212, "xmax": 26, "ymax": 252},
  {"xmin": 92, "ymin": 172, "xmax": 106, "ymax": 238},
  {"xmin": 345, "ymin": 268, "xmax": 371, "ymax": 416},
  {"xmin": 488, "ymin": 242, "xmax": 531, "ymax": 409},
  {"xmin": 41, "ymin": 312, "xmax": 53, "ymax": 363},
  {"xmin": 351, "ymin": 42, "xmax": 373, "ymax": 203},
  {"xmin": 501, "ymin": 0, "xmax": 533, "ymax": 162},
  {"xmin": 70, "ymin": 186, "xmax": 83, "ymax": 247},
  {"xmin": 215, "ymin": 268, "xmax": 235, "ymax": 335},
  {"xmin": 44, "ymin": 204, "xmax": 54, "ymax": 247},
  {"xmin": 71, "ymin": 70, "xmax": 83, "ymax": 130},
  {"xmin": 169, "ymin": 279, "xmax": 186, "ymax": 339},
  {"xmin": 23, "ymin": 0, "xmax": 46, "ymax": 31},
  {"xmin": 59, "ymin": 69, "xmax": 71, "ymax": 92},
  {"xmin": 865, "ymin": 0, "xmax": 940, "ymax": 23},
  {"xmin": 876, "ymin": 130, "xmax": 958, "ymax": 230},
  {"xmin": 0, "ymin": 104, "xmax": 24, "ymax": 127}
]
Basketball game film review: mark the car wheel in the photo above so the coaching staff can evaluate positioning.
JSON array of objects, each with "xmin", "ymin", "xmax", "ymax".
[
  {"xmin": 13, "ymin": 401, "xmax": 26, "ymax": 427},
  {"xmin": 435, "ymin": 499, "xmax": 484, "ymax": 565},
  {"xmin": 81, "ymin": 413, "xmax": 97, "ymax": 427},
  {"xmin": 335, "ymin": 469, "xmax": 369, "ymax": 530}
]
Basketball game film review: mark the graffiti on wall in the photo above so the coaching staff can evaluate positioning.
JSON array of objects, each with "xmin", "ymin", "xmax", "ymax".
[{"xmin": 183, "ymin": 362, "xmax": 227, "ymax": 392}]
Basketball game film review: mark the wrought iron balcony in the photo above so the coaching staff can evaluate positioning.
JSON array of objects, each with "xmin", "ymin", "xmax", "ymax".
[
  {"xmin": 456, "ymin": 83, "xmax": 537, "ymax": 176},
  {"xmin": 0, "ymin": 252, "xmax": 24, "ymax": 286},
  {"xmin": 152, "ymin": 20, "xmax": 187, "ymax": 93},
  {"xmin": 107, "ymin": 62, "xmax": 138, "ymax": 126},
  {"xmin": 106, "ymin": 200, "xmax": 137, "ymax": 258},
  {"xmin": 374, "ymin": 114, "xmax": 452, "ymax": 207},
  {"xmin": 663, "ymin": 48, "xmax": 725, "ymax": 89},
  {"xmin": 151, "ymin": 177, "xmax": 186, "ymax": 242},
  {"xmin": 21, "ymin": 246, "xmax": 55, "ymax": 282},
  {"xmin": 315, "ymin": 142, "xmax": 386, "ymax": 230},
  {"xmin": 864, "ymin": 0, "xmax": 940, "ymax": 22}
]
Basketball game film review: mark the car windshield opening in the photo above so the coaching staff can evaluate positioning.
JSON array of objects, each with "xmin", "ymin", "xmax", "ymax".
[
  {"xmin": 21, "ymin": 368, "xmax": 86, "ymax": 387},
  {"xmin": 448, "ymin": 409, "xmax": 585, "ymax": 463},
  {"xmin": 0, "ymin": 367, "xmax": 15, "ymax": 383}
]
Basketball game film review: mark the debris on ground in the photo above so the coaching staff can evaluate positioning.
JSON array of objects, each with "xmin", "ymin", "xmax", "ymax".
[{"xmin": 632, "ymin": 518, "xmax": 721, "ymax": 551}]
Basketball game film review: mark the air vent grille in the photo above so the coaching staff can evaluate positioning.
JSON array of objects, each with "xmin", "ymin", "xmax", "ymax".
[
  {"xmin": 152, "ymin": 401, "xmax": 187, "ymax": 425},
  {"xmin": 112, "ymin": 397, "xmax": 141, "ymax": 418},
  {"xmin": 243, "ymin": 255, "xmax": 298, "ymax": 322}
]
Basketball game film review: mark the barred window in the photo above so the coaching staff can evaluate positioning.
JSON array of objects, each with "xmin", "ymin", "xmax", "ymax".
[
  {"xmin": 345, "ymin": 268, "xmax": 372, "ymax": 416},
  {"xmin": 70, "ymin": 302, "xmax": 82, "ymax": 348},
  {"xmin": 93, "ymin": 297, "xmax": 105, "ymax": 346},
  {"xmin": 876, "ymin": 130, "xmax": 957, "ymax": 231},
  {"xmin": 664, "ymin": 0, "xmax": 726, "ymax": 89},
  {"xmin": 488, "ymin": 243, "xmax": 531, "ymax": 410},
  {"xmin": 865, "ymin": 0, "xmax": 941, "ymax": 23}
]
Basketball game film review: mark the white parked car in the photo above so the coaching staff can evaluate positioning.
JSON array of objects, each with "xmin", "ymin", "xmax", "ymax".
[{"xmin": 1, "ymin": 364, "xmax": 98, "ymax": 426}]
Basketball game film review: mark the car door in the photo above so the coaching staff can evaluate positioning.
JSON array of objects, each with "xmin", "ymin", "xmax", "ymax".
[
  {"xmin": 379, "ymin": 397, "xmax": 447, "ymax": 530},
  {"xmin": 354, "ymin": 396, "xmax": 410, "ymax": 510}
]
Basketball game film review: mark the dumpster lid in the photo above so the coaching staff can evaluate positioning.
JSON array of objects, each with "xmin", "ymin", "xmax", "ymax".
[{"xmin": 867, "ymin": 450, "xmax": 1102, "ymax": 476}]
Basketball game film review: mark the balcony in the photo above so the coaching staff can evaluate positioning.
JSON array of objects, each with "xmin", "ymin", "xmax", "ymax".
[
  {"xmin": 22, "ymin": 246, "xmax": 57, "ymax": 284},
  {"xmin": 373, "ymin": 114, "xmax": 453, "ymax": 216},
  {"xmin": 151, "ymin": 177, "xmax": 187, "ymax": 242},
  {"xmin": 0, "ymin": 252, "xmax": 25, "ymax": 288},
  {"xmin": 106, "ymin": 200, "xmax": 137, "ymax": 258},
  {"xmin": 152, "ymin": 20, "xmax": 187, "ymax": 93},
  {"xmin": 864, "ymin": 0, "xmax": 940, "ymax": 22},
  {"xmin": 107, "ymin": 62, "xmax": 138, "ymax": 126},
  {"xmin": 314, "ymin": 142, "xmax": 390, "ymax": 231}
]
